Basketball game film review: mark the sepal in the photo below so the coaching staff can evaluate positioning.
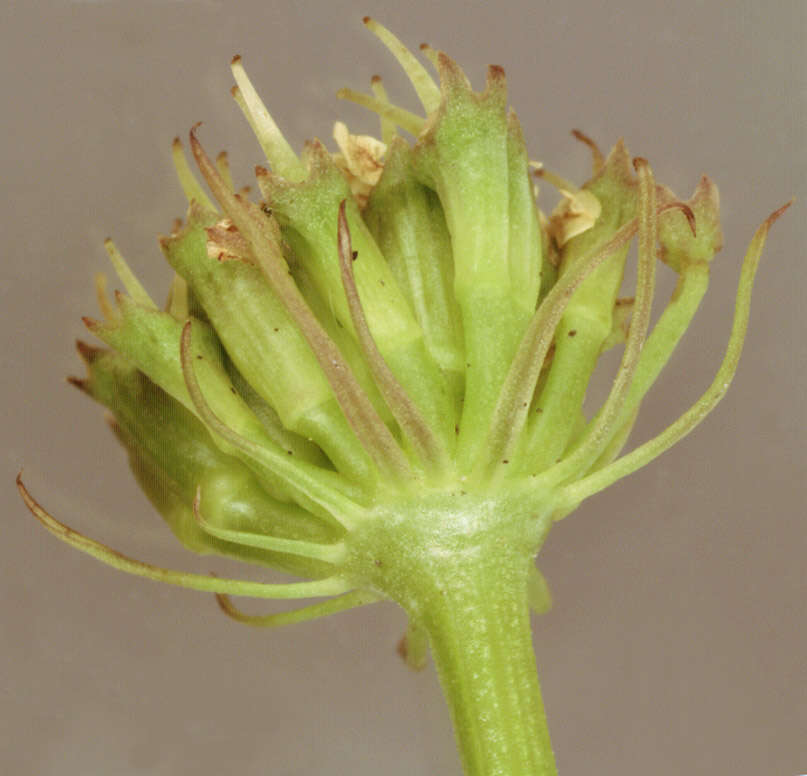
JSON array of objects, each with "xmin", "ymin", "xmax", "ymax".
[
  {"xmin": 257, "ymin": 144, "xmax": 455, "ymax": 452},
  {"xmin": 412, "ymin": 54, "xmax": 540, "ymax": 464},
  {"xmin": 658, "ymin": 176, "xmax": 722, "ymax": 272},
  {"xmin": 159, "ymin": 204, "xmax": 374, "ymax": 482},
  {"xmin": 160, "ymin": 204, "xmax": 336, "ymax": 426},
  {"xmin": 255, "ymin": 142, "xmax": 421, "ymax": 356}
]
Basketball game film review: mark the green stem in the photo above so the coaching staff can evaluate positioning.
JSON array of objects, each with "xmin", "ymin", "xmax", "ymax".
[{"xmin": 417, "ymin": 551, "xmax": 558, "ymax": 776}]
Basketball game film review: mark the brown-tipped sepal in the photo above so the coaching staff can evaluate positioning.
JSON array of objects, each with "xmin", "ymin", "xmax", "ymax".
[
  {"xmin": 255, "ymin": 141, "xmax": 420, "ymax": 361},
  {"xmin": 412, "ymin": 54, "xmax": 542, "ymax": 465},
  {"xmin": 160, "ymin": 202, "xmax": 339, "ymax": 433},
  {"xmin": 658, "ymin": 176, "xmax": 722, "ymax": 273}
]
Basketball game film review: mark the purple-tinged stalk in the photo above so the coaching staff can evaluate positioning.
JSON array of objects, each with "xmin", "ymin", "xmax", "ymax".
[{"xmin": 18, "ymin": 17, "xmax": 789, "ymax": 776}]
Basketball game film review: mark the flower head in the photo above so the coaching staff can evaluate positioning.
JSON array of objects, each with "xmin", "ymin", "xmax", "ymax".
[{"xmin": 19, "ymin": 18, "xmax": 788, "ymax": 631}]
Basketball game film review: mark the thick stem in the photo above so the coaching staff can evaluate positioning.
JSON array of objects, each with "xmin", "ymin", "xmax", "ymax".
[
  {"xmin": 349, "ymin": 494, "xmax": 557, "ymax": 775},
  {"xmin": 418, "ymin": 551, "xmax": 557, "ymax": 776}
]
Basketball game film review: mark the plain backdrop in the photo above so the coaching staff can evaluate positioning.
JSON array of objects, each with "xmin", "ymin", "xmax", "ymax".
[{"xmin": 2, "ymin": 1, "xmax": 804, "ymax": 775}]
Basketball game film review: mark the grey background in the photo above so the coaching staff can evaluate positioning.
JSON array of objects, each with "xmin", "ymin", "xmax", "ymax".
[{"xmin": 2, "ymin": 1, "xmax": 804, "ymax": 774}]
